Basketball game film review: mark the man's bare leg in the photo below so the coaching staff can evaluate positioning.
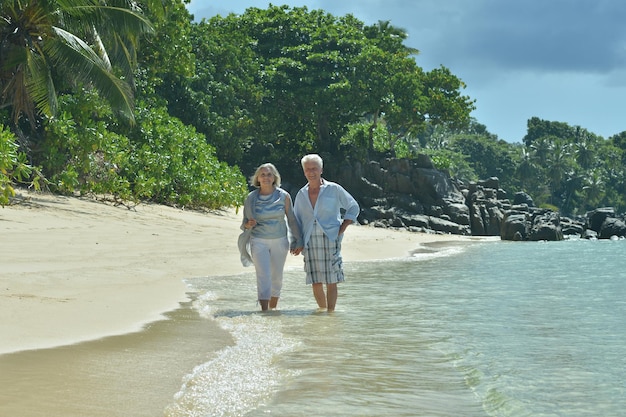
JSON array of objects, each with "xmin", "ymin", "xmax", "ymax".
[
  {"xmin": 312, "ymin": 283, "xmax": 327, "ymax": 309},
  {"xmin": 326, "ymin": 283, "xmax": 338, "ymax": 312},
  {"xmin": 269, "ymin": 296, "xmax": 279, "ymax": 309}
]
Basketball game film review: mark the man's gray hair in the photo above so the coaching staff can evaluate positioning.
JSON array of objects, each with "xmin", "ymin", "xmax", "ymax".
[{"xmin": 300, "ymin": 154, "xmax": 323, "ymax": 169}]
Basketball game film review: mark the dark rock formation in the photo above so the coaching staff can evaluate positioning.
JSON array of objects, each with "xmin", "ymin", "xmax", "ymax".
[
  {"xmin": 501, "ymin": 210, "xmax": 530, "ymax": 241},
  {"xmin": 586, "ymin": 208, "xmax": 626, "ymax": 238},
  {"xmin": 464, "ymin": 178, "xmax": 509, "ymax": 236},
  {"xmin": 337, "ymin": 157, "xmax": 471, "ymax": 235},
  {"xmin": 333, "ymin": 155, "xmax": 622, "ymax": 241},
  {"xmin": 528, "ymin": 209, "xmax": 563, "ymax": 241},
  {"xmin": 561, "ymin": 217, "xmax": 585, "ymax": 236}
]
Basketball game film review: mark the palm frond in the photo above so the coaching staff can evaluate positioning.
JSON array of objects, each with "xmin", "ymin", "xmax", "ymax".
[
  {"xmin": 48, "ymin": 26, "xmax": 134, "ymax": 122},
  {"xmin": 25, "ymin": 50, "xmax": 58, "ymax": 118}
]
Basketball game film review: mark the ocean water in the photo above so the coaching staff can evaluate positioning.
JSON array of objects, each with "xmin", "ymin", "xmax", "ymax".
[{"xmin": 166, "ymin": 238, "xmax": 626, "ymax": 417}]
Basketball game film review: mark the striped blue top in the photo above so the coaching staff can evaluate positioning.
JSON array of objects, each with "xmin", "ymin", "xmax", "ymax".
[{"xmin": 241, "ymin": 188, "xmax": 303, "ymax": 249}]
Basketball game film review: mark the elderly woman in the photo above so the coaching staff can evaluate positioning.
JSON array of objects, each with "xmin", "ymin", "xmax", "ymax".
[
  {"xmin": 293, "ymin": 154, "xmax": 360, "ymax": 312},
  {"xmin": 241, "ymin": 163, "xmax": 303, "ymax": 311}
]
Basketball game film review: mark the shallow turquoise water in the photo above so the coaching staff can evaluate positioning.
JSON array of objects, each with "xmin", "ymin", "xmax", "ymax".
[{"xmin": 173, "ymin": 238, "xmax": 626, "ymax": 416}]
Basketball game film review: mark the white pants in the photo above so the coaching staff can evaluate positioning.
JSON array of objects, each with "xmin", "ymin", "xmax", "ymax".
[{"xmin": 250, "ymin": 236, "xmax": 289, "ymax": 300}]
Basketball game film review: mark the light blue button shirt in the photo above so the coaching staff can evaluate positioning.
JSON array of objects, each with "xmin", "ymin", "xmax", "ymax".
[{"xmin": 294, "ymin": 179, "xmax": 360, "ymax": 246}]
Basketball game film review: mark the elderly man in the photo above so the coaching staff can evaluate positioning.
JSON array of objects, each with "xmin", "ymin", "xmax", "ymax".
[{"xmin": 293, "ymin": 154, "xmax": 360, "ymax": 312}]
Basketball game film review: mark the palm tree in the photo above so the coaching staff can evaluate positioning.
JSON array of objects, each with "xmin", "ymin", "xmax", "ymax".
[
  {"xmin": 529, "ymin": 135, "xmax": 555, "ymax": 166},
  {"xmin": 516, "ymin": 146, "xmax": 538, "ymax": 185},
  {"xmin": 582, "ymin": 169, "xmax": 605, "ymax": 210},
  {"xmin": 570, "ymin": 127, "xmax": 598, "ymax": 170},
  {"xmin": 0, "ymin": 0, "xmax": 155, "ymax": 126},
  {"xmin": 574, "ymin": 139, "xmax": 596, "ymax": 170},
  {"xmin": 545, "ymin": 139, "xmax": 573, "ymax": 207}
]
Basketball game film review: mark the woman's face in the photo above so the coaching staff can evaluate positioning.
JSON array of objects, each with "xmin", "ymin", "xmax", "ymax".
[
  {"xmin": 303, "ymin": 161, "xmax": 322, "ymax": 184},
  {"xmin": 258, "ymin": 167, "xmax": 275, "ymax": 187}
]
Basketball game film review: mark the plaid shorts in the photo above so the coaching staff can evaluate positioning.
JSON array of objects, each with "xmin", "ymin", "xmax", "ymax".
[{"xmin": 303, "ymin": 223, "xmax": 345, "ymax": 285}]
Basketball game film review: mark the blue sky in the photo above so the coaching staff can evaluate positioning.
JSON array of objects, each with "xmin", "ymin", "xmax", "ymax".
[{"xmin": 186, "ymin": 0, "xmax": 626, "ymax": 142}]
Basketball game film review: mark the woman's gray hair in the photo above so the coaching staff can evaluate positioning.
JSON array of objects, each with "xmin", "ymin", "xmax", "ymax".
[
  {"xmin": 250, "ymin": 163, "xmax": 281, "ymax": 188},
  {"xmin": 300, "ymin": 154, "xmax": 323, "ymax": 169}
]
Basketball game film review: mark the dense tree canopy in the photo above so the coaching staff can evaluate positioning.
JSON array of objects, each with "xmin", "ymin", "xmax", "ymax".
[
  {"xmin": 1, "ymin": 1, "xmax": 625, "ymax": 215},
  {"xmin": 161, "ymin": 5, "xmax": 475, "ymax": 179}
]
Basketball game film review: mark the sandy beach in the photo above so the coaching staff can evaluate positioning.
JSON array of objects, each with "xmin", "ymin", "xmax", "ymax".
[{"xmin": 0, "ymin": 190, "xmax": 472, "ymax": 416}]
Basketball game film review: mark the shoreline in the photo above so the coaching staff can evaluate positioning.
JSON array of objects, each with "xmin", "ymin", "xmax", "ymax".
[{"xmin": 0, "ymin": 190, "xmax": 474, "ymax": 355}]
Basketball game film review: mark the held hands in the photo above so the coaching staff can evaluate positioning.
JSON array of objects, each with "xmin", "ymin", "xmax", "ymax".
[
  {"xmin": 291, "ymin": 247, "xmax": 303, "ymax": 256},
  {"xmin": 245, "ymin": 218, "xmax": 257, "ymax": 229}
]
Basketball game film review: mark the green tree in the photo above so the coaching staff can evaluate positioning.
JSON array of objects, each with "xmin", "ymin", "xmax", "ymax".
[
  {"xmin": 574, "ymin": 139, "xmax": 596, "ymax": 170},
  {"xmin": 364, "ymin": 20, "xmax": 418, "ymax": 55},
  {"xmin": 581, "ymin": 169, "xmax": 604, "ymax": 209},
  {"xmin": 610, "ymin": 131, "xmax": 626, "ymax": 165},
  {"xmin": 448, "ymin": 133, "xmax": 518, "ymax": 191},
  {"xmin": 545, "ymin": 139, "xmax": 573, "ymax": 190},
  {"xmin": 421, "ymin": 67, "xmax": 475, "ymax": 130},
  {"xmin": 597, "ymin": 140, "xmax": 626, "ymax": 212},
  {"xmin": 517, "ymin": 118, "xmax": 626, "ymax": 215},
  {"xmin": 523, "ymin": 117, "xmax": 575, "ymax": 148},
  {"xmin": 136, "ymin": 0, "xmax": 195, "ymax": 104},
  {"xmin": 529, "ymin": 135, "xmax": 556, "ymax": 166},
  {"xmin": 186, "ymin": 6, "xmax": 475, "ymax": 176},
  {"xmin": 353, "ymin": 50, "xmax": 474, "ymax": 159},
  {"xmin": 514, "ymin": 146, "xmax": 540, "ymax": 192},
  {"xmin": 0, "ymin": 0, "xmax": 156, "ymax": 126},
  {"xmin": 248, "ymin": 6, "xmax": 368, "ymax": 158},
  {"xmin": 180, "ymin": 15, "xmax": 264, "ymax": 168}
]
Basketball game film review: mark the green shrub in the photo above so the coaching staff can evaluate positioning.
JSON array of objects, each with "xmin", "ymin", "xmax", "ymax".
[
  {"xmin": 41, "ymin": 91, "xmax": 133, "ymax": 201},
  {"xmin": 126, "ymin": 104, "xmax": 247, "ymax": 209},
  {"xmin": 0, "ymin": 125, "xmax": 35, "ymax": 206},
  {"xmin": 41, "ymin": 91, "xmax": 247, "ymax": 209}
]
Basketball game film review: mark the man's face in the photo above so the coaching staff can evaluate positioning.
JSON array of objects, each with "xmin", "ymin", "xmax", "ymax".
[{"xmin": 303, "ymin": 161, "xmax": 322, "ymax": 183}]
